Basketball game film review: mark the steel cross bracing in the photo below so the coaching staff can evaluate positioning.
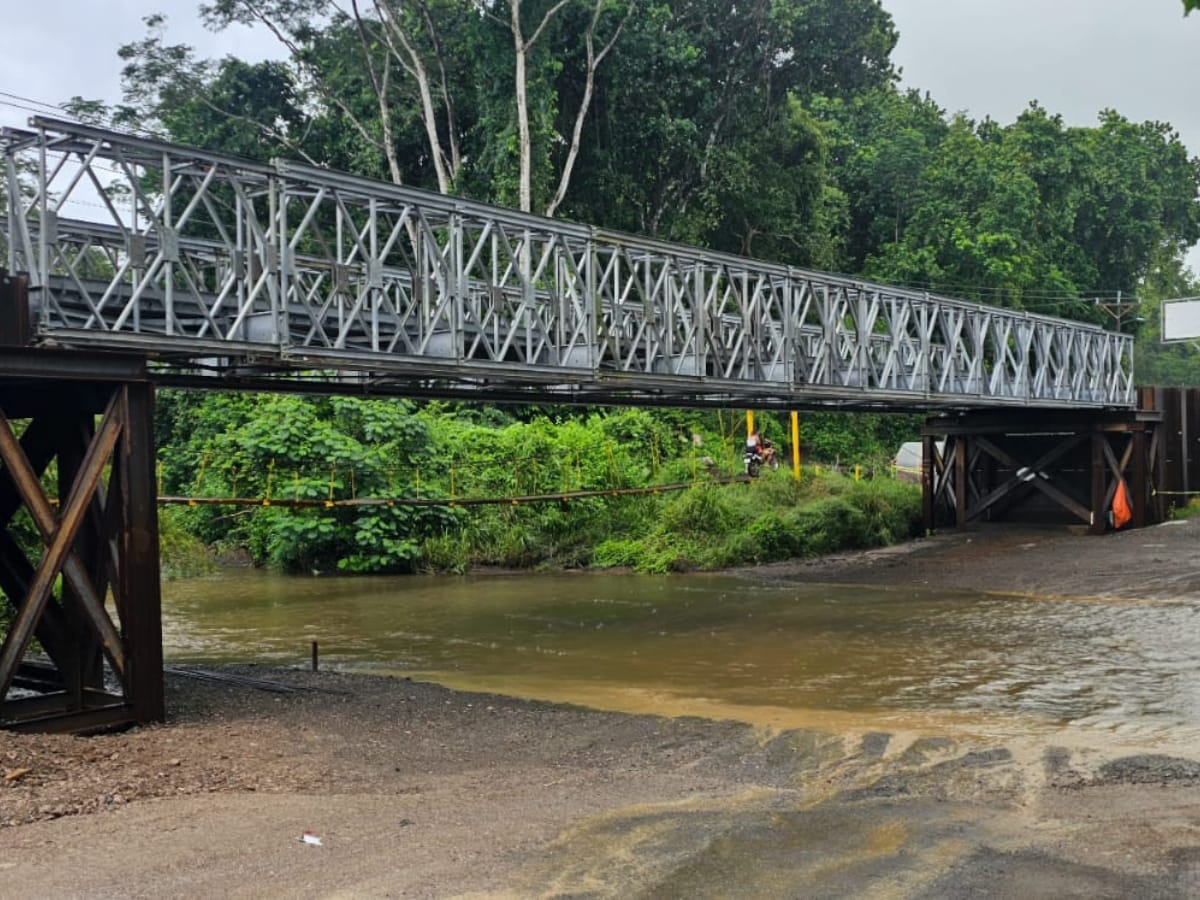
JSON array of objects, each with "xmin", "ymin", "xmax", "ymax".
[{"xmin": 2, "ymin": 117, "xmax": 1135, "ymax": 412}]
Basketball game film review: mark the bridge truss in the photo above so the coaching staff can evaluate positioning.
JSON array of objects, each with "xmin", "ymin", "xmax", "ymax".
[
  {"xmin": 4, "ymin": 117, "xmax": 1134, "ymax": 412},
  {"xmin": 0, "ymin": 118, "xmax": 1159, "ymax": 732}
]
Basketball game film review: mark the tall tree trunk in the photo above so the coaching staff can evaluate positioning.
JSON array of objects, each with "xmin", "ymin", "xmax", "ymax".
[
  {"xmin": 545, "ymin": 0, "xmax": 635, "ymax": 218},
  {"xmin": 506, "ymin": 0, "xmax": 570, "ymax": 214},
  {"xmin": 511, "ymin": 1, "xmax": 533, "ymax": 213}
]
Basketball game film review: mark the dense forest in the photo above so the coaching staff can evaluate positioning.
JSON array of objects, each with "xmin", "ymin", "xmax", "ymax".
[{"xmin": 59, "ymin": 0, "xmax": 1200, "ymax": 574}]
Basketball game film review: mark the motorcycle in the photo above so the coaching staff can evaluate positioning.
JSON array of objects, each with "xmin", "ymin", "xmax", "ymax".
[{"xmin": 743, "ymin": 441, "xmax": 780, "ymax": 477}]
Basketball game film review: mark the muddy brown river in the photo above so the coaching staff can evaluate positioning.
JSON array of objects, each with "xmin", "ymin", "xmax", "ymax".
[{"xmin": 162, "ymin": 569, "xmax": 1200, "ymax": 752}]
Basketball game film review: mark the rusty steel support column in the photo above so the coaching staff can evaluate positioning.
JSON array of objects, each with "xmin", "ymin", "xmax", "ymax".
[
  {"xmin": 1132, "ymin": 426, "xmax": 1147, "ymax": 529},
  {"xmin": 921, "ymin": 434, "xmax": 935, "ymax": 533},
  {"xmin": 122, "ymin": 381, "xmax": 164, "ymax": 724},
  {"xmin": 1090, "ymin": 431, "xmax": 1107, "ymax": 536},
  {"xmin": 0, "ymin": 271, "xmax": 32, "ymax": 348},
  {"xmin": 56, "ymin": 408, "xmax": 105, "ymax": 710},
  {"xmin": 954, "ymin": 436, "xmax": 968, "ymax": 529},
  {"xmin": 1154, "ymin": 413, "xmax": 1169, "ymax": 524},
  {"xmin": 0, "ymin": 350, "xmax": 163, "ymax": 733}
]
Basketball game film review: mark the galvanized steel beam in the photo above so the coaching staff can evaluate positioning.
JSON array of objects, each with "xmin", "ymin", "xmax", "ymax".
[{"xmin": 3, "ymin": 117, "xmax": 1135, "ymax": 412}]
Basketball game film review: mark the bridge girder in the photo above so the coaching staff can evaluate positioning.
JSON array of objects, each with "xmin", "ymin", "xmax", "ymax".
[
  {"xmin": 0, "ymin": 280, "xmax": 162, "ymax": 732},
  {"xmin": 2, "ymin": 117, "xmax": 1134, "ymax": 413}
]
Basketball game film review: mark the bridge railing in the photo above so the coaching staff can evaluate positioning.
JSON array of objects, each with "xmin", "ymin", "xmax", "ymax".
[{"xmin": 2, "ymin": 117, "xmax": 1134, "ymax": 410}]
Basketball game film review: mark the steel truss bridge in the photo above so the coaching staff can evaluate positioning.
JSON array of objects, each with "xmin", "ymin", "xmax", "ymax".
[
  {"xmin": 0, "ymin": 118, "xmax": 1161, "ymax": 734},
  {"xmin": 3, "ymin": 117, "xmax": 1134, "ymax": 412}
]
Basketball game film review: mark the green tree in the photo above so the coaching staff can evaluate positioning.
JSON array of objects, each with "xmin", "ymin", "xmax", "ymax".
[
  {"xmin": 563, "ymin": 0, "xmax": 897, "ymax": 259},
  {"xmin": 1133, "ymin": 252, "xmax": 1200, "ymax": 386},
  {"xmin": 847, "ymin": 105, "xmax": 1200, "ymax": 320},
  {"xmin": 157, "ymin": 392, "xmax": 457, "ymax": 573},
  {"xmin": 815, "ymin": 88, "xmax": 948, "ymax": 271}
]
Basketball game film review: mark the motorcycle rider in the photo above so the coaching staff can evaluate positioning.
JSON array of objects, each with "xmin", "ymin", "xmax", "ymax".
[{"xmin": 746, "ymin": 429, "xmax": 776, "ymax": 467}]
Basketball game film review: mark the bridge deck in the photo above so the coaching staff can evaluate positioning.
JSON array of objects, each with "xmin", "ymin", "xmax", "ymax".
[{"xmin": 3, "ymin": 118, "xmax": 1134, "ymax": 412}]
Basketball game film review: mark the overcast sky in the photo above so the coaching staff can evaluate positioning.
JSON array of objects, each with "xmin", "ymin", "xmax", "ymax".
[{"xmin": 1, "ymin": 0, "xmax": 1197, "ymax": 266}]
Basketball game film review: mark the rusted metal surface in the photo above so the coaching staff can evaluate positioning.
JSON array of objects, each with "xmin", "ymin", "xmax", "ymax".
[
  {"xmin": 0, "ymin": 269, "xmax": 31, "ymax": 347},
  {"xmin": 120, "ymin": 381, "xmax": 164, "ymax": 724},
  {"xmin": 0, "ymin": 398, "xmax": 128, "ymax": 698},
  {"xmin": 1145, "ymin": 387, "xmax": 1200, "ymax": 513},
  {"xmin": 0, "ymin": 351, "xmax": 162, "ymax": 733},
  {"xmin": 922, "ymin": 409, "xmax": 1163, "ymax": 533}
]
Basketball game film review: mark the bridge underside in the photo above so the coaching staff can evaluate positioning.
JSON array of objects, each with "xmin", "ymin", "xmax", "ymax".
[
  {"xmin": 922, "ymin": 400, "xmax": 1165, "ymax": 533},
  {"xmin": 0, "ymin": 344, "xmax": 162, "ymax": 733}
]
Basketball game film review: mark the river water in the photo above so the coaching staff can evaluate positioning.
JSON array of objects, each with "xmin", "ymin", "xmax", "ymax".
[{"xmin": 162, "ymin": 569, "xmax": 1200, "ymax": 749}]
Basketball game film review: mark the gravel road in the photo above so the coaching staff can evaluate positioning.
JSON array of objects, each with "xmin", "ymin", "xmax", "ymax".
[{"xmin": 4, "ymin": 519, "xmax": 1200, "ymax": 897}]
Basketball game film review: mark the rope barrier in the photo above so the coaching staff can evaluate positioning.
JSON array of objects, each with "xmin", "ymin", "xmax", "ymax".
[
  {"xmin": 156, "ymin": 475, "xmax": 752, "ymax": 509},
  {"xmin": 161, "ymin": 442, "xmax": 896, "ymax": 513}
]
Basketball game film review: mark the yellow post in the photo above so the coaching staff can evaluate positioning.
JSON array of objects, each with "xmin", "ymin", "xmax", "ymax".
[
  {"xmin": 791, "ymin": 411, "xmax": 801, "ymax": 481},
  {"xmin": 746, "ymin": 410, "xmax": 755, "ymax": 438}
]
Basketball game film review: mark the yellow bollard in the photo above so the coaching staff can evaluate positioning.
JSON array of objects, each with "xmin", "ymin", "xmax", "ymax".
[
  {"xmin": 193, "ymin": 449, "xmax": 211, "ymax": 497},
  {"xmin": 791, "ymin": 411, "xmax": 800, "ymax": 482}
]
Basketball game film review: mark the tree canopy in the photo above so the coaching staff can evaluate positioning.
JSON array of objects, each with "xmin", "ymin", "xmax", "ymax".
[
  {"xmin": 51, "ymin": 0, "xmax": 1200, "ymax": 574},
  {"xmin": 96, "ymin": 1, "xmax": 1198, "ymax": 314}
]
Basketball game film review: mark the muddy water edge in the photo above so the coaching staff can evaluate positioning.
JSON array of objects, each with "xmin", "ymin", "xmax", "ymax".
[
  {"xmin": 5, "ymin": 521, "xmax": 1200, "ymax": 897},
  {"xmin": 163, "ymin": 556, "xmax": 1200, "ymax": 756}
]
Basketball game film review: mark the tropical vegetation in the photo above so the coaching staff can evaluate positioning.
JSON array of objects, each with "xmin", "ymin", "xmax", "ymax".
[{"xmin": 49, "ymin": 0, "xmax": 1200, "ymax": 573}]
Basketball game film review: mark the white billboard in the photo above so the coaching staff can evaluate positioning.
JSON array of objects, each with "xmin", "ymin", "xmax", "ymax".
[{"xmin": 1163, "ymin": 297, "xmax": 1200, "ymax": 343}]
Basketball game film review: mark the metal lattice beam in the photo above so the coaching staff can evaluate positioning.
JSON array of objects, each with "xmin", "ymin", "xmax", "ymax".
[{"xmin": 3, "ymin": 117, "xmax": 1135, "ymax": 412}]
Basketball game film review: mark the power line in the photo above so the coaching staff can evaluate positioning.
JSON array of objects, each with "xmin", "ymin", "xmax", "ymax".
[
  {"xmin": 885, "ymin": 277, "xmax": 1128, "ymax": 303},
  {"xmin": 0, "ymin": 90, "xmax": 167, "ymax": 142}
]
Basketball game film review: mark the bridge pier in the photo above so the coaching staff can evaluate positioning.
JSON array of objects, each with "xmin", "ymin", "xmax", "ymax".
[
  {"xmin": 0, "ymin": 272, "xmax": 162, "ymax": 732},
  {"xmin": 922, "ymin": 401, "xmax": 1164, "ymax": 533}
]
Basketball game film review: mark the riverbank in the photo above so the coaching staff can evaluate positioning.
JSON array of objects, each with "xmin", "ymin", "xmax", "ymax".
[
  {"xmin": 750, "ymin": 515, "xmax": 1200, "ymax": 601},
  {"xmin": 4, "ymin": 520, "xmax": 1200, "ymax": 897}
]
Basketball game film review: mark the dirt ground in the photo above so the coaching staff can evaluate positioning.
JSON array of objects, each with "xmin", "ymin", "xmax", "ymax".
[{"xmin": 3, "ymin": 519, "xmax": 1200, "ymax": 898}]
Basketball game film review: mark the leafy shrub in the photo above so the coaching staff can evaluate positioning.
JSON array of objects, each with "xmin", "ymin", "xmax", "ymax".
[
  {"xmin": 659, "ymin": 484, "xmax": 740, "ymax": 536},
  {"xmin": 790, "ymin": 496, "xmax": 869, "ymax": 556},
  {"xmin": 155, "ymin": 390, "xmax": 923, "ymax": 575},
  {"xmin": 419, "ymin": 533, "xmax": 471, "ymax": 574},
  {"xmin": 845, "ymin": 478, "xmax": 923, "ymax": 545},
  {"xmin": 592, "ymin": 538, "xmax": 646, "ymax": 568},
  {"xmin": 159, "ymin": 507, "xmax": 215, "ymax": 580}
]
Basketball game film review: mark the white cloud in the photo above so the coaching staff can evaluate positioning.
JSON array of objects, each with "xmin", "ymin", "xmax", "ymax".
[{"xmin": 885, "ymin": 0, "xmax": 1199, "ymax": 272}]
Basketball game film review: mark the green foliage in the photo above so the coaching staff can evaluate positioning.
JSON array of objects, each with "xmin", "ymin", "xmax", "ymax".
[
  {"xmin": 825, "ymin": 103, "xmax": 1200, "ymax": 316},
  {"xmin": 591, "ymin": 469, "xmax": 921, "ymax": 573},
  {"xmin": 157, "ymin": 391, "xmax": 456, "ymax": 573},
  {"xmin": 79, "ymin": 1, "xmax": 1198, "ymax": 314},
  {"xmin": 1132, "ymin": 252, "xmax": 1200, "ymax": 386},
  {"xmin": 159, "ymin": 507, "xmax": 216, "ymax": 580},
  {"xmin": 1170, "ymin": 498, "xmax": 1200, "ymax": 519},
  {"xmin": 843, "ymin": 478, "xmax": 925, "ymax": 545},
  {"xmin": 154, "ymin": 394, "xmax": 920, "ymax": 576}
]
